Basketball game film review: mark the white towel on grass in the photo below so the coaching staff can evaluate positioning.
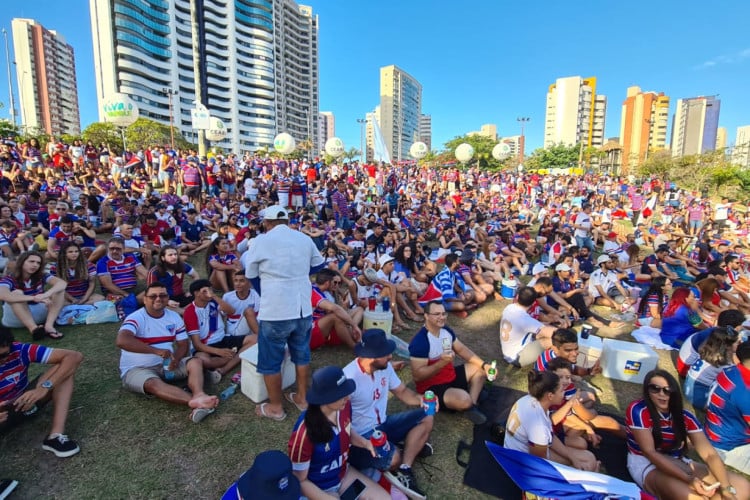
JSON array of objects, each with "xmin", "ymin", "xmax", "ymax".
[{"xmin": 631, "ymin": 325, "xmax": 675, "ymax": 350}]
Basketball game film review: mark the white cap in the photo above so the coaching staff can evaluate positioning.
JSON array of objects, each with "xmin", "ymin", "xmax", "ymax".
[
  {"xmin": 596, "ymin": 254, "xmax": 611, "ymax": 265},
  {"xmin": 378, "ymin": 254, "xmax": 395, "ymax": 268},
  {"xmin": 262, "ymin": 205, "xmax": 289, "ymax": 220},
  {"xmin": 555, "ymin": 263, "xmax": 572, "ymax": 272},
  {"xmin": 532, "ymin": 262, "xmax": 549, "ymax": 275}
]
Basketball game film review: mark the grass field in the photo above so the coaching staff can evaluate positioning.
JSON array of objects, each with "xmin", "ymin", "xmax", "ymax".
[{"xmin": 1, "ymin": 253, "xmax": 683, "ymax": 499}]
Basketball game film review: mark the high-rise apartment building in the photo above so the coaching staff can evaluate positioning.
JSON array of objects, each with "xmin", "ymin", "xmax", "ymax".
[
  {"xmin": 544, "ymin": 76, "xmax": 606, "ymax": 150},
  {"xmin": 732, "ymin": 125, "xmax": 750, "ymax": 168},
  {"xmin": 90, "ymin": 0, "xmax": 318, "ymax": 153},
  {"xmin": 418, "ymin": 114, "xmax": 432, "ymax": 150},
  {"xmin": 670, "ymin": 96, "xmax": 720, "ymax": 158},
  {"xmin": 317, "ymin": 111, "xmax": 334, "ymax": 155},
  {"xmin": 619, "ymin": 86, "xmax": 669, "ymax": 172},
  {"xmin": 12, "ymin": 18, "xmax": 81, "ymax": 136},
  {"xmin": 273, "ymin": 1, "xmax": 319, "ymax": 152},
  {"xmin": 499, "ymin": 135, "xmax": 521, "ymax": 158},
  {"xmin": 716, "ymin": 127, "xmax": 727, "ymax": 151},
  {"xmin": 379, "ymin": 65, "xmax": 422, "ymax": 162},
  {"xmin": 468, "ymin": 123, "xmax": 497, "ymax": 141}
]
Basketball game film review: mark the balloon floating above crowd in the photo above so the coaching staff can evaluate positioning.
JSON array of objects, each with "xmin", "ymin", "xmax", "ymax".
[
  {"xmin": 492, "ymin": 142, "xmax": 512, "ymax": 161},
  {"xmin": 273, "ymin": 133, "xmax": 296, "ymax": 154},
  {"xmin": 409, "ymin": 141, "xmax": 428, "ymax": 159},
  {"xmin": 454, "ymin": 143, "xmax": 474, "ymax": 163},
  {"xmin": 325, "ymin": 137, "xmax": 345, "ymax": 158},
  {"xmin": 205, "ymin": 117, "xmax": 227, "ymax": 142},
  {"xmin": 101, "ymin": 94, "xmax": 139, "ymax": 127}
]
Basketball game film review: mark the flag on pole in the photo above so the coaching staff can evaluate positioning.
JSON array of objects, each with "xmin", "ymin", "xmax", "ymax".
[{"xmin": 486, "ymin": 442, "xmax": 653, "ymax": 500}]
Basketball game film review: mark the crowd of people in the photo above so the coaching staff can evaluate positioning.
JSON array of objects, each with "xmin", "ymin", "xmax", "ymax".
[{"xmin": 2, "ymin": 136, "xmax": 750, "ymax": 498}]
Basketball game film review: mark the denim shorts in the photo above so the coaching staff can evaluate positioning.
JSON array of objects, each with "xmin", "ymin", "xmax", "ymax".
[
  {"xmin": 348, "ymin": 409, "xmax": 428, "ymax": 471},
  {"xmin": 257, "ymin": 316, "xmax": 312, "ymax": 374}
]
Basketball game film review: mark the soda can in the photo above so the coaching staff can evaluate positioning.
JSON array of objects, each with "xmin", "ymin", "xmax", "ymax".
[
  {"xmin": 163, "ymin": 357, "xmax": 175, "ymax": 380},
  {"xmin": 423, "ymin": 390, "xmax": 437, "ymax": 416},
  {"xmin": 382, "ymin": 296, "xmax": 390, "ymax": 312},
  {"xmin": 575, "ymin": 279, "xmax": 582, "ymax": 289},
  {"xmin": 581, "ymin": 324, "xmax": 593, "ymax": 339},
  {"xmin": 370, "ymin": 429, "xmax": 391, "ymax": 458}
]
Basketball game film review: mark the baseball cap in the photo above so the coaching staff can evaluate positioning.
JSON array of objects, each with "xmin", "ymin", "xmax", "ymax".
[
  {"xmin": 596, "ymin": 255, "xmax": 611, "ymax": 265},
  {"xmin": 607, "ymin": 232, "xmax": 618, "ymax": 239},
  {"xmin": 555, "ymin": 263, "xmax": 572, "ymax": 272},
  {"xmin": 262, "ymin": 205, "xmax": 289, "ymax": 220},
  {"xmin": 532, "ymin": 262, "xmax": 549, "ymax": 275},
  {"xmin": 234, "ymin": 450, "xmax": 300, "ymax": 500}
]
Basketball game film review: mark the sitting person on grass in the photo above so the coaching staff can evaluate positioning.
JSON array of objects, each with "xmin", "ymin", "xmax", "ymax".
[
  {"xmin": 0, "ymin": 326, "xmax": 83, "ymax": 458},
  {"xmin": 499, "ymin": 286, "xmax": 556, "ymax": 367},
  {"xmin": 116, "ymin": 282, "xmax": 219, "ymax": 423},
  {"xmin": 310, "ymin": 269, "xmax": 362, "ymax": 350}
]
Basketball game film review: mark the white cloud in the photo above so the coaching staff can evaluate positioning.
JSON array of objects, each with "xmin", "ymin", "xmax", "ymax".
[{"xmin": 695, "ymin": 47, "xmax": 750, "ymax": 70}]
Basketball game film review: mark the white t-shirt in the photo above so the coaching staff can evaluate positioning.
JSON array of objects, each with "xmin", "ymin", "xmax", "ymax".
[
  {"xmin": 574, "ymin": 212, "xmax": 592, "ymax": 238},
  {"xmin": 343, "ymin": 358, "xmax": 403, "ymax": 435},
  {"xmin": 499, "ymin": 303, "xmax": 543, "ymax": 363},
  {"xmin": 223, "ymin": 289, "xmax": 261, "ymax": 336},
  {"xmin": 118, "ymin": 308, "xmax": 187, "ymax": 377},
  {"xmin": 504, "ymin": 394, "xmax": 553, "ymax": 456},
  {"xmin": 588, "ymin": 268, "xmax": 618, "ymax": 298}
]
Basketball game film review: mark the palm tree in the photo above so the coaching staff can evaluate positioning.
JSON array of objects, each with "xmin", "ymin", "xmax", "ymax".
[{"xmin": 343, "ymin": 147, "xmax": 361, "ymax": 163}]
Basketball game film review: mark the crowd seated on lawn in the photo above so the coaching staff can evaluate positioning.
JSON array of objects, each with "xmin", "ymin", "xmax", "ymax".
[{"xmin": 3, "ymin": 137, "xmax": 750, "ymax": 497}]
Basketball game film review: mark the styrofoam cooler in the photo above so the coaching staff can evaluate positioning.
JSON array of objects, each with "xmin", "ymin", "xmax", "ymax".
[
  {"xmin": 576, "ymin": 334, "xmax": 602, "ymax": 369},
  {"xmin": 239, "ymin": 344, "xmax": 296, "ymax": 403},
  {"xmin": 363, "ymin": 310, "xmax": 393, "ymax": 336},
  {"xmin": 600, "ymin": 338, "xmax": 659, "ymax": 384},
  {"xmin": 500, "ymin": 278, "xmax": 518, "ymax": 299}
]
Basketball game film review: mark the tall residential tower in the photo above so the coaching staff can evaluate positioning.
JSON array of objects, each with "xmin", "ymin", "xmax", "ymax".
[
  {"xmin": 12, "ymin": 18, "xmax": 81, "ymax": 136},
  {"xmin": 544, "ymin": 76, "xmax": 606, "ymax": 150},
  {"xmin": 619, "ymin": 86, "xmax": 669, "ymax": 172},
  {"xmin": 670, "ymin": 96, "xmax": 721, "ymax": 158},
  {"xmin": 379, "ymin": 65, "xmax": 422, "ymax": 162},
  {"xmin": 89, "ymin": 0, "xmax": 318, "ymax": 153}
]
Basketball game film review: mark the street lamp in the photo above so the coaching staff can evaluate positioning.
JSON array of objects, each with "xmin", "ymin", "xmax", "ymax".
[
  {"xmin": 163, "ymin": 88, "xmax": 178, "ymax": 150},
  {"xmin": 356, "ymin": 118, "xmax": 366, "ymax": 162},
  {"xmin": 517, "ymin": 117, "xmax": 530, "ymax": 163},
  {"xmin": 2, "ymin": 29, "xmax": 16, "ymax": 127}
]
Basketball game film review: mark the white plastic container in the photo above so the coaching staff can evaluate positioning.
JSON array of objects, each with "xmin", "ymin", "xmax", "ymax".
[
  {"xmin": 239, "ymin": 344, "xmax": 296, "ymax": 403},
  {"xmin": 600, "ymin": 338, "xmax": 659, "ymax": 384},
  {"xmin": 577, "ymin": 333, "xmax": 602, "ymax": 369},
  {"xmin": 363, "ymin": 310, "xmax": 393, "ymax": 337}
]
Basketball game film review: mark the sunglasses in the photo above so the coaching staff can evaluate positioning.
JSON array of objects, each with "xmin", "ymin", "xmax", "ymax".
[
  {"xmin": 647, "ymin": 384, "xmax": 674, "ymax": 396},
  {"xmin": 145, "ymin": 293, "xmax": 169, "ymax": 299},
  {"xmin": 332, "ymin": 280, "xmax": 341, "ymax": 285}
]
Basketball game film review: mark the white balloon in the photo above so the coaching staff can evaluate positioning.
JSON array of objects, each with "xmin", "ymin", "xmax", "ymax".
[
  {"xmin": 102, "ymin": 94, "xmax": 139, "ymax": 127},
  {"xmin": 492, "ymin": 142, "xmax": 512, "ymax": 161},
  {"xmin": 273, "ymin": 133, "xmax": 296, "ymax": 154},
  {"xmin": 205, "ymin": 117, "xmax": 227, "ymax": 142},
  {"xmin": 455, "ymin": 143, "xmax": 474, "ymax": 163},
  {"xmin": 325, "ymin": 137, "xmax": 345, "ymax": 158},
  {"xmin": 409, "ymin": 141, "xmax": 428, "ymax": 159}
]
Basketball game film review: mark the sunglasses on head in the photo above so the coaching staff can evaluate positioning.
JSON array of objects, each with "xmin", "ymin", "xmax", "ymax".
[{"xmin": 647, "ymin": 384, "xmax": 674, "ymax": 396}]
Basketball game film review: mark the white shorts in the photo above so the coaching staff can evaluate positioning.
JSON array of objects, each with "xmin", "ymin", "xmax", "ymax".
[
  {"xmin": 626, "ymin": 453, "xmax": 655, "ymax": 489},
  {"xmin": 1, "ymin": 302, "xmax": 48, "ymax": 328},
  {"xmin": 716, "ymin": 444, "xmax": 750, "ymax": 475}
]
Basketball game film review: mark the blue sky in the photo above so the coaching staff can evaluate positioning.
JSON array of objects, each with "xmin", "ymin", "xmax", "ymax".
[{"xmin": 0, "ymin": 0, "xmax": 748, "ymax": 153}]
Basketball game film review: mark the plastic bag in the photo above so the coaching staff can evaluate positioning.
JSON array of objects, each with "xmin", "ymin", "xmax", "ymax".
[{"xmin": 85, "ymin": 300, "xmax": 120, "ymax": 324}]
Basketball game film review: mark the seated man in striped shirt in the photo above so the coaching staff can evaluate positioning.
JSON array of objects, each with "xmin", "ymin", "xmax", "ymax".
[{"xmin": 96, "ymin": 237, "xmax": 147, "ymax": 304}]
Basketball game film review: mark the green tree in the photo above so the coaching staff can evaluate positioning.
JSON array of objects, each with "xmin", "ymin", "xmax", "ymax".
[
  {"xmin": 125, "ymin": 117, "xmax": 172, "ymax": 151},
  {"xmin": 82, "ymin": 122, "xmax": 121, "ymax": 149},
  {"xmin": 60, "ymin": 133, "xmax": 81, "ymax": 145},
  {"xmin": 443, "ymin": 134, "xmax": 502, "ymax": 170},
  {"xmin": 0, "ymin": 119, "xmax": 19, "ymax": 140},
  {"xmin": 525, "ymin": 143, "xmax": 579, "ymax": 170},
  {"xmin": 637, "ymin": 150, "xmax": 674, "ymax": 178},
  {"xmin": 343, "ymin": 147, "xmax": 361, "ymax": 163}
]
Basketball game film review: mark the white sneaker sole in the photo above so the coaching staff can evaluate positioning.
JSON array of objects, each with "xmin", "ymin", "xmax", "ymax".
[{"xmin": 41, "ymin": 443, "xmax": 80, "ymax": 458}]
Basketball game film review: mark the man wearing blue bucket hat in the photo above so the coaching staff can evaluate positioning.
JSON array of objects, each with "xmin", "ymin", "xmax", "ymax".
[
  {"xmin": 221, "ymin": 449, "xmax": 300, "ymax": 500},
  {"xmin": 343, "ymin": 329, "xmax": 433, "ymax": 499}
]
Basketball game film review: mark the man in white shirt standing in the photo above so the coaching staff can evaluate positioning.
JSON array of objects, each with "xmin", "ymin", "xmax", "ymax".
[
  {"xmin": 244, "ymin": 205, "xmax": 325, "ymax": 422},
  {"xmin": 573, "ymin": 204, "xmax": 594, "ymax": 253}
]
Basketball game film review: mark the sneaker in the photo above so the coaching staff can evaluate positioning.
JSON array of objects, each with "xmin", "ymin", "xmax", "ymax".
[
  {"xmin": 207, "ymin": 370, "xmax": 222, "ymax": 385},
  {"xmin": 465, "ymin": 406, "xmax": 487, "ymax": 425},
  {"xmin": 417, "ymin": 442, "xmax": 433, "ymax": 458},
  {"xmin": 42, "ymin": 434, "xmax": 80, "ymax": 458},
  {"xmin": 385, "ymin": 468, "xmax": 426, "ymax": 500},
  {"xmin": 0, "ymin": 479, "xmax": 18, "ymax": 500}
]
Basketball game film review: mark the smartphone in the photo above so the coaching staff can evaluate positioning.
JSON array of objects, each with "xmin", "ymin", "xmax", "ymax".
[
  {"xmin": 703, "ymin": 481, "xmax": 721, "ymax": 492},
  {"xmin": 340, "ymin": 479, "xmax": 366, "ymax": 500}
]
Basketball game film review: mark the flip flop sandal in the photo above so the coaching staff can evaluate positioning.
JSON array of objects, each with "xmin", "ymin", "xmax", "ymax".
[
  {"xmin": 46, "ymin": 329, "xmax": 64, "ymax": 340},
  {"xmin": 256, "ymin": 403, "xmax": 286, "ymax": 422},
  {"xmin": 285, "ymin": 392, "xmax": 306, "ymax": 412},
  {"xmin": 32, "ymin": 325, "xmax": 46, "ymax": 341}
]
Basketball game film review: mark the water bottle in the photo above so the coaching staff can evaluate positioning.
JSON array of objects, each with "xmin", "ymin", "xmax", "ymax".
[
  {"xmin": 423, "ymin": 391, "xmax": 437, "ymax": 416},
  {"xmin": 220, "ymin": 383, "xmax": 238, "ymax": 401},
  {"xmin": 370, "ymin": 430, "xmax": 391, "ymax": 458},
  {"xmin": 487, "ymin": 361, "xmax": 497, "ymax": 382},
  {"xmin": 163, "ymin": 357, "xmax": 175, "ymax": 381}
]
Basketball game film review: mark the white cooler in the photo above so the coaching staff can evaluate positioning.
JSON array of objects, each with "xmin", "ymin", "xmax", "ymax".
[
  {"xmin": 239, "ymin": 344, "xmax": 296, "ymax": 403},
  {"xmin": 600, "ymin": 338, "xmax": 659, "ymax": 384},
  {"xmin": 577, "ymin": 334, "xmax": 602, "ymax": 369}
]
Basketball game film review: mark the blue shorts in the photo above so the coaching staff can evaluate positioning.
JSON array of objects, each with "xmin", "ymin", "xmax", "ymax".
[
  {"xmin": 348, "ymin": 409, "xmax": 428, "ymax": 471},
  {"xmin": 257, "ymin": 317, "xmax": 312, "ymax": 374}
]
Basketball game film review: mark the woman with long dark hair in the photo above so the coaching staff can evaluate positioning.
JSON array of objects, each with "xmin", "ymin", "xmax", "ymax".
[
  {"xmin": 205, "ymin": 237, "xmax": 240, "ymax": 293},
  {"xmin": 147, "ymin": 246, "xmax": 199, "ymax": 309},
  {"xmin": 52, "ymin": 241, "xmax": 103, "ymax": 305},
  {"xmin": 684, "ymin": 327, "xmax": 740, "ymax": 409},
  {"xmin": 626, "ymin": 369, "xmax": 748, "ymax": 499},
  {"xmin": 288, "ymin": 366, "xmax": 388, "ymax": 499},
  {"xmin": 636, "ymin": 277, "xmax": 671, "ymax": 328}
]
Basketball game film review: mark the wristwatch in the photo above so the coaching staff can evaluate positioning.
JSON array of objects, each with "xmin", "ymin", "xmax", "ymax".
[
  {"xmin": 721, "ymin": 485, "xmax": 736, "ymax": 495},
  {"xmin": 41, "ymin": 380, "xmax": 53, "ymax": 391}
]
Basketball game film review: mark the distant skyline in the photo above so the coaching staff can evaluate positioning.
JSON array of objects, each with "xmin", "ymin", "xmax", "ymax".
[{"xmin": 0, "ymin": 0, "xmax": 748, "ymax": 155}]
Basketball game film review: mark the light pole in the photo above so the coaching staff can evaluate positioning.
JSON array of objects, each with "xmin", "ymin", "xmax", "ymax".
[
  {"xmin": 163, "ymin": 88, "xmax": 178, "ymax": 150},
  {"xmin": 517, "ymin": 117, "xmax": 530, "ymax": 163},
  {"xmin": 357, "ymin": 118, "xmax": 366, "ymax": 162},
  {"xmin": 2, "ymin": 29, "xmax": 17, "ymax": 127}
]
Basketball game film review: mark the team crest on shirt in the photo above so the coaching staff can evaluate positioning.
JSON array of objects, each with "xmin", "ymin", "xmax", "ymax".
[
  {"xmin": 167, "ymin": 325, "xmax": 175, "ymax": 334},
  {"xmin": 381, "ymin": 377, "xmax": 386, "ymax": 387}
]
